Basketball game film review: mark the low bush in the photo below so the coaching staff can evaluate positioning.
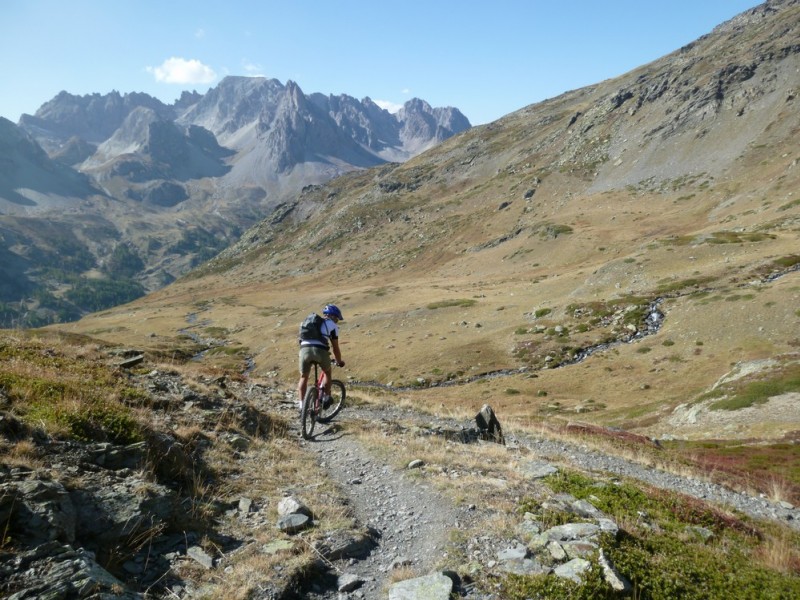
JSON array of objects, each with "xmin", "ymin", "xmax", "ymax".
[{"xmin": 502, "ymin": 469, "xmax": 800, "ymax": 599}]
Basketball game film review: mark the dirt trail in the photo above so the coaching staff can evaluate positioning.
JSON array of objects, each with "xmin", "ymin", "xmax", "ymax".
[
  {"xmin": 272, "ymin": 392, "xmax": 799, "ymax": 598},
  {"xmin": 293, "ymin": 416, "xmax": 470, "ymax": 598}
]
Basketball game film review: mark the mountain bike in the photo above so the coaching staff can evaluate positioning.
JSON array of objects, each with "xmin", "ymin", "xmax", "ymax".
[{"xmin": 301, "ymin": 361, "xmax": 346, "ymax": 440}]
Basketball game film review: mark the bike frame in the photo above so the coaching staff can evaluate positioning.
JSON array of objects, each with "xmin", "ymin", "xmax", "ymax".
[
  {"xmin": 315, "ymin": 364, "xmax": 329, "ymax": 397},
  {"xmin": 301, "ymin": 360, "xmax": 345, "ymax": 440}
]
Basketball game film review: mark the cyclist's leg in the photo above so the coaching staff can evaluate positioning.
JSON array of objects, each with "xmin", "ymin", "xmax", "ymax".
[
  {"xmin": 298, "ymin": 346, "xmax": 317, "ymax": 407},
  {"xmin": 321, "ymin": 367, "xmax": 332, "ymax": 394},
  {"xmin": 316, "ymin": 349, "xmax": 333, "ymax": 397}
]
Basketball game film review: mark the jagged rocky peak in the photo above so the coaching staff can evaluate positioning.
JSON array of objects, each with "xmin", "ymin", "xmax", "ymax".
[
  {"xmin": 397, "ymin": 97, "xmax": 471, "ymax": 151},
  {"xmin": 19, "ymin": 90, "xmax": 172, "ymax": 150},
  {"xmin": 81, "ymin": 106, "xmax": 231, "ymax": 184},
  {"xmin": 175, "ymin": 76, "xmax": 288, "ymax": 140},
  {"xmin": 173, "ymin": 89, "xmax": 203, "ymax": 111},
  {"xmin": 308, "ymin": 93, "xmax": 402, "ymax": 152},
  {"xmin": 83, "ymin": 106, "xmax": 164, "ymax": 166}
]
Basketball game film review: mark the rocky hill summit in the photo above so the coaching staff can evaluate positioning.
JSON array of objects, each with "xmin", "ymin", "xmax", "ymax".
[{"xmin": 0, "ymin": 78, "xmax": 470, "ymax": 328}]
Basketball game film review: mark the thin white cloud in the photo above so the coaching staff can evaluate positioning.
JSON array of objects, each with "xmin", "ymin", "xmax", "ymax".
[
  {"xmin": 195, "ymin": 28, "xmax": 206, "ymax": 39},
  {"xmin": 243, "ymin": 61, "xmax": 264, "ymax": 76},
  {"xmin": 401, "ymin": 88, "xmax": 411, "ymax": 95},
  {"xmin": 147, "ymin": 57, "xmax": 217, "ymax": 84},
  {"xmin": 375, "ymin": 100, "xmax": 403, "ymax": 113}
]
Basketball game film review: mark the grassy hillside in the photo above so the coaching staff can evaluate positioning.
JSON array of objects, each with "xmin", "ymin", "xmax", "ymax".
[{"xmin": 57, "ymin": 2, "xmax": 800, "ymax": 446}]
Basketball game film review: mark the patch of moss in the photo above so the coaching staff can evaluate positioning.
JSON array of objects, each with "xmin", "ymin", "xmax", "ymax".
[
  {"xmin": 772, "ymin": 254, "xmax": 800, "ymax": 269},
  {"xmin": 203, "ymin": 326, "xmax": 229, "ymax": 337},
  {"xmin": 661, "ymin": 231, "xmax": 775, "ymax": 248},
  {"xmin": 427, "ymin": 299, "xmax": 477, "ymax": 309},
  {"xmin": 778, "ymin": 198, "xmax": 800, "ymax": 211},
  {"xmin": 724, "ymin": 293, "xmax": 756, "ymax": 302},
  {"xmin": 537, "ymin": 223, "xmax": 574, "ymax": 239}
]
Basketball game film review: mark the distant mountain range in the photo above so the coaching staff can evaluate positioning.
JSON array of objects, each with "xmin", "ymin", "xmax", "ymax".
[{"xmin": 0, "ymin": 78, "xmax": 470, "ymax": 326}]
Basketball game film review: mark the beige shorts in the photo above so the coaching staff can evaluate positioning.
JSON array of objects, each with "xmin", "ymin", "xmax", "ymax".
[{"xmin": 299, "ymin": 345, "xmax": 330, "ymax": 376}]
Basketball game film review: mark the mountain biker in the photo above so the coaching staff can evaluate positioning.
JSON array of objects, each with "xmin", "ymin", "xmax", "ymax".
[{"xmin": 297, "ymin": 304, "xmax": 345, "ymax": 410}]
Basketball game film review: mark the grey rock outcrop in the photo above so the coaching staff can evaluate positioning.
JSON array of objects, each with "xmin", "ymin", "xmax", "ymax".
[
  {"xmin": 0, "ymin": 542, "xmax": 142, "ymax": 600},
  {"xmin": 388, "ymin": 572, "xmax": 454, "ymax": 600}
]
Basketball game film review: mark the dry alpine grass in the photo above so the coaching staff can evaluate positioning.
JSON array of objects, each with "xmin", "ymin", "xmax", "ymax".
[{"xmin": 48, "ymin": 1, "xmax": 800, "ymax": 517}]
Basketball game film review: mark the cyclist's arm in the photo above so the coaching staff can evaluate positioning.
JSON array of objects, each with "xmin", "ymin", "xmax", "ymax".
[{"xmin": 330, "ymin": 338, "xmax": 345, "ymax": 367}]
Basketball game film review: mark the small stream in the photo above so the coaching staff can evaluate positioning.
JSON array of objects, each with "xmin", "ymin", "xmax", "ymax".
[
  {"xmin": 191, "ymin": 261, "xmax": 798, "ymax": 387},
  {"xmin": 353, "ymin": 298, "xmax": 665, "ymax": 392},
  {"xmin": 351, "ymin": 257, "xmax": 799, "ymax": 393},
  {"xmin": 180, "ymin": 312, "xmax": 259, "ymax": 375},
  {"xmin": 565, "ymin": 299, "xmax": 664, "ymax": 366}
]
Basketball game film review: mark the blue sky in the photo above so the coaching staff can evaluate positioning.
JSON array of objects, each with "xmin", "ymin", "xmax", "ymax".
[{"xmin": 2, "ymin": 1, "xmax": 759, "ymax": 126}]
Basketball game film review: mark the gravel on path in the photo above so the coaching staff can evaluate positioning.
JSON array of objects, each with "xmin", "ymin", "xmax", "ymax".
[{"xmin": 279, "ymin": 398, "xmax": 798, "ymax": 598}]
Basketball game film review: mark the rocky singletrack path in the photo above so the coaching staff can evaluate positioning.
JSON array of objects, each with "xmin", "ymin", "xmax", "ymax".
[
  {"xmin": 269, "ymin": 389, "xmax": 799, "ymax": 598},
  {"xmin": 288, "ymin": 412, "xmax": 475, "ymax": 598}
]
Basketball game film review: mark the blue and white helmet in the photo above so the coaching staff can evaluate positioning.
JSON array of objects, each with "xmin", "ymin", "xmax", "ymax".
[{"xmin": 323, "ymin": 304, "xmax": 343, "ymax": 320}]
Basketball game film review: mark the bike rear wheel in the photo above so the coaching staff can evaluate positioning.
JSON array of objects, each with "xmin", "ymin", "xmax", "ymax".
[
  {"xmin": 316, "ymin": 379, "xmax": 345, "ymax": 423},
  {"xmin": 301, "ymin": 387, "xmax": 318, "ymax": 439}
]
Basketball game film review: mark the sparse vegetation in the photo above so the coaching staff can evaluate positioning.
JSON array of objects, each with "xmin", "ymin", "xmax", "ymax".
[
  {"xmin": 3, "ymin": 5, "xmax": 800, "ymax": 594},
  {"xmin": 536, "ymin": 223, "xmax": 574, "ymax": 239},
  {"xmin": 0, "ymin": 333, "xmax": 143, "ymax": 443},
  {"xmin": 426, "ymin": 299, "xmax": 477, "ymax": 309},
  {"xmin": 502, "ymin": 469, "xmax": 800, "ymax": 599},
  {"xmin": 706, "ymin": 363, "xmax": 800, "ymax": 412},
  {"xmin": 778, "ymin": 198, "xmax": 800, "ymax": 211}
]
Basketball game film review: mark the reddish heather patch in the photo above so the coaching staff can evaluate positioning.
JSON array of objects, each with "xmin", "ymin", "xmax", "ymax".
[
  {"xmin": 678, "ymin": 442, "xmax": 800, "ymax": 506},
  {"xmin": 563, "ymin": 421, "xmax": 662, "ymax": 448}
]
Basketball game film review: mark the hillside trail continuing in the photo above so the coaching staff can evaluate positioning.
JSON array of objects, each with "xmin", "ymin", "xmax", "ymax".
[
  {"xmin": 291, "ymin": 410, "xmax": 471, "ymax": 599},
  {"xmin": 270, "ymin": 385, "xmax": 799, "ymax": 597}
]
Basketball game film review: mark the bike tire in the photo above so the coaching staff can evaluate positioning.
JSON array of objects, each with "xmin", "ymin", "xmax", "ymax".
[
  {"xmin": 316, "ymin": 379, "xmax": 345, "ymax": 423},
  {"xmin": 301, "ymin": 387, "xmax": 318, "ymax": 440}
]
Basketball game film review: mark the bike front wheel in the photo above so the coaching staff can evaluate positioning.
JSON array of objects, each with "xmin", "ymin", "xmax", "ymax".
[
  {"xmin": 316, "ymin": 379, "xmax": 345, "ymax": 423},
  {"xmin": 301, "ymin": 387, "xmax": 318, "ymax": 440}
]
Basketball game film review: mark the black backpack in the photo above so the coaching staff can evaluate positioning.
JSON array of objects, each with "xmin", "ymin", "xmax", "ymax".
[{"xmin": 298, "ymin": 313, "xmax": 326, "ymax": 344}]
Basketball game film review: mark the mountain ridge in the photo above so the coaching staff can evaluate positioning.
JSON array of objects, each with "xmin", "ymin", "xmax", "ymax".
[{"xmin": 0, "ymin": 77, "xmax": 470, "ymax": 326}]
